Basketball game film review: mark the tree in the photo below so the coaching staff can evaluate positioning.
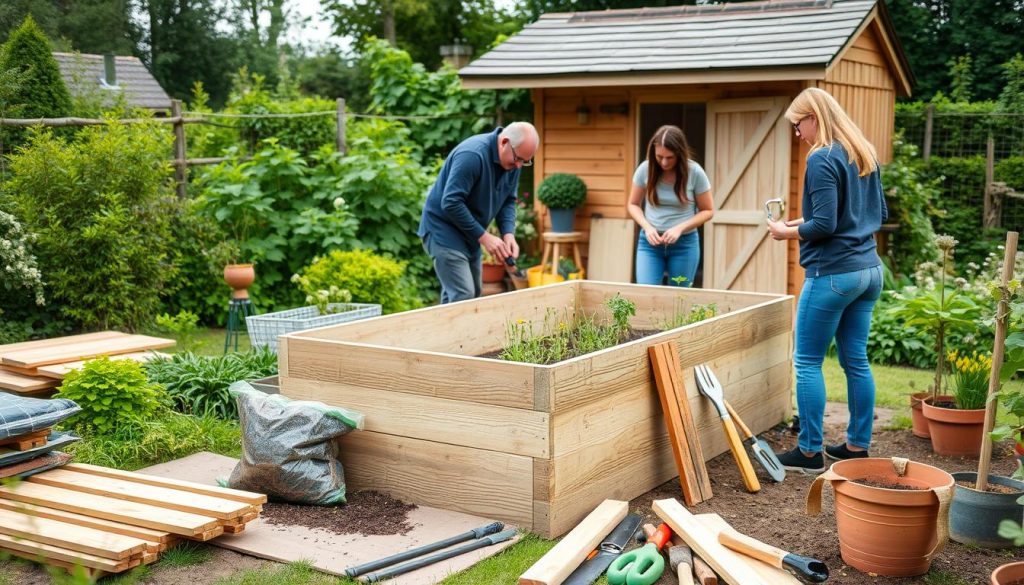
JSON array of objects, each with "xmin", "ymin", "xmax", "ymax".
[
  {"xmin": 999, "ymin": 53, "xmax": 1024, "ymax": 112},
  {"xmin": 947, "ymin": 53, "xmax": 974, "ymax": 102},
  {"xmin": 0, "ymin": 0, "xmax": 59, "ymax": 45},
  {"xmin": 56, "ymin": 0, "xmax": 141, "ymax": 56},
  {"xmin": 228, "ymin": 0, "xmax": 291, "ymax": 86},
  {"xmin": 0, "ymin": 15, "xmax": 73, "ymax": 147},
  {"xmin": 322, "ymin": 0, "xmax": 521, "ymax": 70}
]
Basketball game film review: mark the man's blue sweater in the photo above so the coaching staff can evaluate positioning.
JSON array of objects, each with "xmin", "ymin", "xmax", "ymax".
[
  {"xmin": 417, "ymin": 127, "xmax": 520, "ymax": 258},
  {"xmin": 797, "ymin": 143, "xmax": 888, "ymax": 277}
]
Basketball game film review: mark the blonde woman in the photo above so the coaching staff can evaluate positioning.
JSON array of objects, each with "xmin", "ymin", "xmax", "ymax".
[{"xmin": 767, "ymin": 88, "xmax": 888, "ymax": 474}]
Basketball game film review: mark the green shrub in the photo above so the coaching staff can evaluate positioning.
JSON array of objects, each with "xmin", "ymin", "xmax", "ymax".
[
  {"xmin": 153, "ymin": 311, "xmax": 201, "ymax": 353},
  {"xmin": 880, "ymin": 134, "xmax": 940, "ymax": 276},
  {"xmin": 56, "ymin": 357, "xmax": 165, "ymax": 435},
  {"xmin": 298, "ymin": 249, "xmax": 419, "ymax": 314},
  {"xmin": 537, "ymin": 173, "xmax": 587, "ymax": 209},
  {"xmin": 0, "ymin": 209, "xmax": 45, "ymax": 309},
  {"xmin": 63, "ymin": 410, "xmax": 241, "ymax": 471},
  {"xmin": 0, "ymin": 15, "xmax": 72, "ymax": 148},
  {"xmin": 144, "ymin": 348, "xmax": 278, "ymax": 419},
  {"xmin": 4, "ymin": 121, "xmax": 176, "ymax": 330},
  {"xmin": 161, "ymin": 199, "xmax": 237, "ymax": 326}
]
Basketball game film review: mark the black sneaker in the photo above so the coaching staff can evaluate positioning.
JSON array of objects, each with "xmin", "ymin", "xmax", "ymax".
[
  {"xmin": 825, "ymin": 443, "xmax": 869, "ymax": 461},
  {"xmin": 776, "ymin": 447, "xmax": 826, "ymax": 475}
]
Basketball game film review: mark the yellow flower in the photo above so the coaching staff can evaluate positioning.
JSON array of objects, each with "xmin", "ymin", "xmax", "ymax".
[{"xmin": 516, "ymin": 319, "xmax": 525, "ymax": 324}]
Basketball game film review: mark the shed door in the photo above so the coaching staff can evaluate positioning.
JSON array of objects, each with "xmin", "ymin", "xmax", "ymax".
[{"xmin": 703, "ymin": 97, "xmax": 791, "ymax": 294}]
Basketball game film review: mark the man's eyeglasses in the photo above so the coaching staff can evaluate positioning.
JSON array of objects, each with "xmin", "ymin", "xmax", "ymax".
[{"xmin": 509, "ymin": 143, "xmax": 533, "ymax": 167}]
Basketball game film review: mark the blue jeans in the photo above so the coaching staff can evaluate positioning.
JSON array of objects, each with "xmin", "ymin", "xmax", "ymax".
[
  {"xmin": 423, "ymin": 235, "xmax": 481, "ymax": 304},
  {"xmin": 635, "ymin": 231, "xmax": 699, "ymax": 287},
  {"xmin": 795, "ymin": 265, "xmax": 883, "ymax": 453}
]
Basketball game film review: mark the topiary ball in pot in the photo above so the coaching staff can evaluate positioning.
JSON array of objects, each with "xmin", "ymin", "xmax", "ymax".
[{"xmin": 538, "ymin": 173, "xmax": 588, "ymax": 232}]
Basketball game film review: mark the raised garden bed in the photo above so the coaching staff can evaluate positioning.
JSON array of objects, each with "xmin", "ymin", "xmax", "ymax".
[{"xmin": 278, "ymin": 281, "xmax": 793, "ymax": 538}]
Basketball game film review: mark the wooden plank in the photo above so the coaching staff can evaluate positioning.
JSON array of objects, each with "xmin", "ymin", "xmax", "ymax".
[
  {"xmin": 696, "ymin": 514, "xmax": 802, "ymax": 585},
  {"xmin": 339, "ymin": 430, "xmax": 534, "ymax": 529},
  {"xmin": 0, "ymin": 498, "xmax": 171, "ymax": 543},
  {"xmin": 653, "ymin": 499, "xmax": 767, "ymax": 585},
  {"xmin": 0, "ymin": 534, "xmax": 131, "ymax": 573},
  {"xmin": 0, "ymin": 507, "xmax": 149, "ymax": 560},
  {"xmin": 587, "ymin": 217, "xmax": 635, "ymax": 283},
  {"xmin": 62, "ymin": 463, "xmax": 267, "ymax": 506},
  {"xmin": 0, "ymin": 364, "xmax": 41, "ymax": 376},
  {"xmin": 1, "ymin": 334, "xmax": 176, "ymax": 368},
  {"xmin": 0, "ymin": 428, "xmax": 50, "ymax": 450},
  {"xmin": 0, "ymin": 481, "xmax": 221, "ymax": 536},
  {"xmin": 281, "ymin": 378, "xmax": 550, "ymax": 458},
  {"xmin": 0, "ymin": 369, "xmax": 60, "ymax": 392},
  {"xmin": 28, "ymin": 468, "xmax": 250, "ymax": 520},
  {"xmin": 36, "ymin": 351, "xmax": 171, "ymax": 380},
  {"xmin": 650, "ymin": 342, "xmax": 713, "ymax": 505},
  {"xmin": 519, "ymin": 499, "xmax": 627, "ymax": 585},
  {"xmin": 0, "ymin": 331, "xmax": 127, "ymax": 354}
]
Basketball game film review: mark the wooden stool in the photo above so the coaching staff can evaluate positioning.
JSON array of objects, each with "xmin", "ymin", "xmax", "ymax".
[{"xmin": 540, "ymin": 231, "xmax": 585, "ymax": 278}]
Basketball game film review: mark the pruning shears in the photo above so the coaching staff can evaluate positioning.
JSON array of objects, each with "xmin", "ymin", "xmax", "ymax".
[{"xmin": 607, "ymin": 523, "xmax": 671, "ymax": 585}]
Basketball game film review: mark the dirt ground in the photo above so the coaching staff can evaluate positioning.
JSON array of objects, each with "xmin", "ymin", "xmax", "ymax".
[
  {"xmin": 630, "ymin": 402, "xmax": 1024, "ymax": 585},
  {"xmin": 4, "ymin": 403, "xmax": 1024, "ymax": 584}
]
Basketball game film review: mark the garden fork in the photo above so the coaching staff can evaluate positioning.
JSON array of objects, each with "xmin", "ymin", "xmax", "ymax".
[{"xmin": 694, "ymin": 364, "xmax": 761, "ymax": 493}]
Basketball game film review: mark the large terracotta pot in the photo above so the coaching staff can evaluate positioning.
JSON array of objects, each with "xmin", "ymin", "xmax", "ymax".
[
  {"xmin": 482, "ymin": 262, "xmax": 506, "ymax": 283},
  {"xmin": 223, "ymin": 263, "xmax": 255, "ymax": 300},
  {"xmin": 910, "ymin": 391, "xmax": 932, "ymax": 438},
  {"xmin": 922, "ymin": 397, "xmax": 986, "ymax": 457},
  {"xmin": 993, "ymin": 561, "xmax": 1024, "ymax": 585},
  {"xmin": 807, "ymin": 457, "xmax": 954, "ymax": 577}
]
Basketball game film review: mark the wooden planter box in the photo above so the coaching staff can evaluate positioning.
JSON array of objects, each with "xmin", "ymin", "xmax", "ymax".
[{"xmin": 278, "ymin": 281, "xmax": 793, "ymax": 538}]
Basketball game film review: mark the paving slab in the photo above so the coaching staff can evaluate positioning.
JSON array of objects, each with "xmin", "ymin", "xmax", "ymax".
[{"xmin": 140, "ymin": 452, "xmax": 519, "ymax": 584}]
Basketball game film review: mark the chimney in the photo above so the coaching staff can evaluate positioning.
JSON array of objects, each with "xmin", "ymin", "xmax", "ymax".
[
  {"xmin": 102, "ymin": 54, "xmax": 117, "ymax": 87},
  {"xmin": 440, "ymin": 44, "xmax": 473, "ymax": 69}
]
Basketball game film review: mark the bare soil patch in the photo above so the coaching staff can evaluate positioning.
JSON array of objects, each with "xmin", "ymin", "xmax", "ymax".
[
  {"xmin": 261, "ymin": 490, "xmax": 417, "ymax": 536},
  {"xmin": 630, "ymin": 402, "xmax": 1024, "ymax": 585}
]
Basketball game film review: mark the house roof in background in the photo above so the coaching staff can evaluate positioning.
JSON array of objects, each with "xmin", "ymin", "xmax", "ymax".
[
  {"xmin": 52, "ymin": 52, "xmax": 171, "ymax": 111},
  {"xmin": 460, "ymin": 0, "xmax": 911, "ymax": 91}
]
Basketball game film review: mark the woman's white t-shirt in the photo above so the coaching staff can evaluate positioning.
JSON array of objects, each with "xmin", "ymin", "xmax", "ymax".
[{"xmin": 632, "ymin": 160, "xmax": 711, "ymax": 233}]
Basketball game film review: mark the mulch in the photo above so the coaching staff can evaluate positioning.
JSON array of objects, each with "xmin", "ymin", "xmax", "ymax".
[
  {"xmin": 630, "ymin": 404, "xmax": 1024, "ymax": 585},
  {"xmin": 260, "ymin": 490, "xmax": 417, "ymax": 536}
]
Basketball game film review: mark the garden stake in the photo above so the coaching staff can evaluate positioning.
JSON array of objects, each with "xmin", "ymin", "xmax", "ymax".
[
  {"xmin": 363, "ymin": 529, "xmax": 517, "ymax": 582},
  {"xmin": 344, "ymin": 521, "xmax": 504, "ymax": 577},
  {"xmin": 976, "ymin": 230, "xmax": 1019, "ymax": 491}
]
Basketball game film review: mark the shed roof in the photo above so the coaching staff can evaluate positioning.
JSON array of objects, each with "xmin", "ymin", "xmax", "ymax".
[
  {"xmin": 460, "ymin": 0, "xmax": 910, "ymax": 92},
  {"xmin": 53, "ymin": 52, "xmax": 172, "ymax": 111}
]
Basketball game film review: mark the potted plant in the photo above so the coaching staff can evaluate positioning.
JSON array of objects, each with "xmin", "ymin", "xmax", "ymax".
[
  {"xmin": 557, "ymin": 257, "xmax": 584, "ymax": 280},
  {"xmin": 890, "ymin": 234, "xmax": 980, "ymax": 440},
  {"xmin": 992, "ymin": 560, "xmax": 1024, "ymax": 585},
  {"xmin": 537, "ymin": 173, "xmax": 587, "ymax": 233},
  {"xmin": 481, "ymin": 248, "xmax": 506, "ymax": 284},
  {"xmin": 922, "ymin": 350, "xmax": 990, "ymax": 456}
]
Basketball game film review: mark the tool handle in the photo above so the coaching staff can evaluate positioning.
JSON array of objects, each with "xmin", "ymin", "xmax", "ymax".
[
  {"xmin": 651, "ymin": 523, "xmax": 672, "ymax": 551},
  {"xmin": 723, "ymin": 400, "xmax": 754, "ymax": 440},
  {"xmin": 718, "ymin": 527, "xmax": 787, "ymax": 568},
  {"xmin": 678, "ymin": 563, "xmax": 695, "ymax": 585},
  {"xmin": 722, "ymin": 417, "xmax": 761, "ymax": 492},
  {"xmin": 692, "ymin": 556, "xmax": 718, "ymax": 585}
]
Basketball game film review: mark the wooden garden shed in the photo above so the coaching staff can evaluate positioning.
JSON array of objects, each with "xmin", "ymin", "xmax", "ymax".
[{"xmin": 460, "ymin": 0, "xmax": 912, "ymax": 295}]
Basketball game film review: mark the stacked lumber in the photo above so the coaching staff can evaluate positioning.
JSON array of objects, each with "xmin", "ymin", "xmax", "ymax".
[
  {"xmin": 0, "ymin": 462, "xmax": 266, "ymax": 578},
  {"xmin": 0, "ymin": 332, "xmax": 174, "ymax": 395}
]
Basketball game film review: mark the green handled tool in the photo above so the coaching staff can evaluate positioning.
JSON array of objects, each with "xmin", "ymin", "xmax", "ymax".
[{"xmin": 607, "ymin": 523, "xmax": 670, "ymax": 585}]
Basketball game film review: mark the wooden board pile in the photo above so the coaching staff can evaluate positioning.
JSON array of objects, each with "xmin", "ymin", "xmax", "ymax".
[
  {"xmin": 0, "ymin": 462, "xmax": 266, "ymax": 579},
  {"xmin": 0, "ymin": 332, "xmax": 174, "ymax": 395}
]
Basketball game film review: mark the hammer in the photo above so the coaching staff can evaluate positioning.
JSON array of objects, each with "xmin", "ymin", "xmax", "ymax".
[{"xmin": 643, "ymin": 524, "xmax": 712, "ymax": 585}]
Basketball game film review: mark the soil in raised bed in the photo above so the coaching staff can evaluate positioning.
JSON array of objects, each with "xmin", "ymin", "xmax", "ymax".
[
  {"xmin": 261, "ymin": 490, "xmax": 417, "ymax": 536},
  {"xmin": 477, "ymin": 328, "xmax": 662, "ymax": 362},
  {"xmin": 630, "ymin": 402, "xmax": 1024, "ymax": 585}
]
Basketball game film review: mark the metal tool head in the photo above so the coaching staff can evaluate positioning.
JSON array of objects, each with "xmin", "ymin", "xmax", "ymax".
[
  {"xmin": 694, "ymin": 364, "xmax": 728, "ymax": 418},
  {"xmin": 781, "ymin": 553, "xmax": 830, "ymax": 583},
  {"xmin": 750, "ymin": 441, "xmax": 787, "ymax": 482},
  {"xmin": 765, "ymin": 198, "xmax": 786, "ymax": 222}
]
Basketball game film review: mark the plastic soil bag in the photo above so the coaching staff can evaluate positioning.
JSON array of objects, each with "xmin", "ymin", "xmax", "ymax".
[{"xmin": 226, "ymin": 381, "xmax": 364, "ymax": 505}]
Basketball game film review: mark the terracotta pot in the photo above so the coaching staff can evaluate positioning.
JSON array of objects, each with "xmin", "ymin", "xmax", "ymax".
[
  {"xmin": 807, "ymin": 457, "xmax": 954, "ymax": 577},
  {"xmin": 922, "ymin": 397, "xmax": 986, "ymax": 457},
  {"xmin": 482, "ymin": 262, "xmax": 506, "ymax": 283},
  {"xmin": 993, "ymin": 561, "xmax": 1024, "ymax": 585},
  {"xmin": 910, "ymin": 392, "xmax": 931, "ymax": 438},
  {"xmin": 223, "ymin": 263, "xmax": 255, "ymax": 300}
]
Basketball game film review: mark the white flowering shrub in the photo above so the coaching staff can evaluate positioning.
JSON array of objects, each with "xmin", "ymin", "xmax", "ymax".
[{"xmin": 0, "ymin": 209, "xmax": 45, "ymax": 309}]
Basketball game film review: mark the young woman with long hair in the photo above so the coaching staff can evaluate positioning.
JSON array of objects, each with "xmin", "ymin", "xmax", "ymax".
[
  {"xmin": 768, "ymin": 87, "xmax": 888, "ymax": 473},
  {"xmin": 626, "ymin": 125, "xmax": 714, "ymax": 287}
]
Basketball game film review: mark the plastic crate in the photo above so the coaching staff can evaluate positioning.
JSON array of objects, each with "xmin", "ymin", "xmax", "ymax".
[{"xmin": 246, "ymin": 303, "xmax": 382, "ymax": 353}]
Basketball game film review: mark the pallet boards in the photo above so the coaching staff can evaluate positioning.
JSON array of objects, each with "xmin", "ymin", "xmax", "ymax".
[
  {"xmin": 0, "ymin": 464, "xmax": 265, "ymax": 576},
  {"xmin": 0, "ymin": 332, "xmax": 174, "ymax": 394}
]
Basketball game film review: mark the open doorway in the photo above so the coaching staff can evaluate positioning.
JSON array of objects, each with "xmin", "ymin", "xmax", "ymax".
[{"xmin": 637, "ymin": 103, "xmax": 708, "ymax": 287}]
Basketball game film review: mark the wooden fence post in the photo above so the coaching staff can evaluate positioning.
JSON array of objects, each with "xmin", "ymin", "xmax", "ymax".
[
  {"xmin": 984, "ymin": 135, "xmax": 996, "ymax": 228},
  {"xmin": 171, "ymin": 100, "xmax": 187, "ymax": 199},
  {"xmin": 922, "ymin": 103, "xmax": 934, "ymax": 163},
  {"xmin": 336, "ymin": 98, "xmax": 346, "ymax": 155}
]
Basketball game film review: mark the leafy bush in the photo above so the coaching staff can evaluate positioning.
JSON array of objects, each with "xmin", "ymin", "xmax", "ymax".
[
  {"xmin": 0, "ymin": 15, "xmax": 72, "ymax": 148},
  {"xmin": 538, "ymin": 173, "xmax": 588, "ymax": 209},
  {"xmin": 63, "ymin": 410, "xmax": 240, "ymax": 471},
  {"xmin": 298, "ymin": 249, "xmax": 419, "ymax": 314},
  {"xmin": 160, "ymin": 199, "xmax": 236, "ymax": 325},
  {"xmin": 0, "ymin": 209, "xmax": 45, "ymax": 309},
  {"xmin": 153, "ymin": 311, "xmax": 201, "ymax": 353},
  {"xmin": 880, "ymin": 134, "xmax": 941, "ymax": 276},
  {"xmin": 144, "ymin": 348, "xmax": 279, "ymax": 419},
  {"xmin": 56, "ymin": 357, "xmax": 165, "ymax": 435},
  {"xmin": 4, "ymin": 121, "xmax": 176, "ymax": 330}
]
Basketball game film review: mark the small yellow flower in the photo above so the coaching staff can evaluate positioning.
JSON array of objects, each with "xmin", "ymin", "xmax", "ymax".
[{"xmin": 516, "ymin": 319, "xmax": 525, "ymax": 324}]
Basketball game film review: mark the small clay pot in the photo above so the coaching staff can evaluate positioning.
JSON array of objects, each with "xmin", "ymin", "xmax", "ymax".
[
  {"xmin": 910, "ymin": 392, "xmax": 931, "ymax": 438},
  {"xmin": 223, "ymin": 263, "xmax": 256, "ymax": 299},
  {"xmin": 922, "ymin": 396, "xmax": 985, "ymax": 457},
  {"xmin": 992, "ymin": 561, "xmax": 1024, "ymax": 585}
]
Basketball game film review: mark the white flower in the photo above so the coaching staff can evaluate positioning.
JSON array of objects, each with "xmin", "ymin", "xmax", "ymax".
[{"xmin": 333, "ymin": 197, "xmax": 346, "ymax": 208}]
